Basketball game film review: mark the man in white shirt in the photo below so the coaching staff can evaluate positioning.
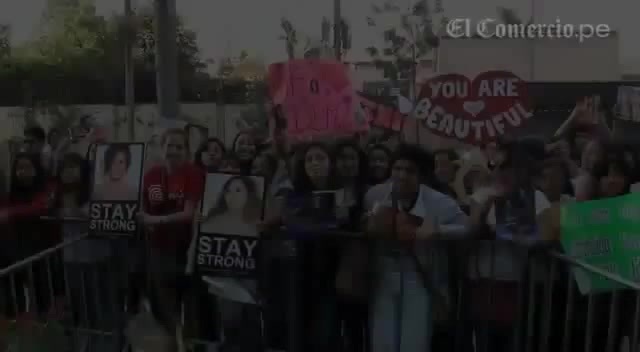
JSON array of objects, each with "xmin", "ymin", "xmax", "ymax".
[{"xmin": 365, "ymin": 144, "xmax": 468, "ymax": 352}]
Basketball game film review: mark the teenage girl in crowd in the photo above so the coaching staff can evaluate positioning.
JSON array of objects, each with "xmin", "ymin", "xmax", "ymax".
[{"xmin": 0, "ymin": 153, "xmax": 58, "ymax": 315}]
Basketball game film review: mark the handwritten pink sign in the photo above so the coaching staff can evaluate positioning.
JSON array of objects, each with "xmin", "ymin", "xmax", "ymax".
[{"xmin": 268, "ymin": 59, "xmax": 366, "ymax": 138}]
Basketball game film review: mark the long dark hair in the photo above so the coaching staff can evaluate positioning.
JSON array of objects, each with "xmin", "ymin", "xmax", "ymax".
[
  {"xmin": 367, "ymin": 144, "xmax": 391, "ymax": 184},
  {"xmin": 103, "ymin": 144, "xmax": 131, "ymax": 176},
  {"xmin": 334, "ymin": 141, "xmax": 368, "ymax": 191},
  {"xmin": 195, "ymin": 138, "xmax": 226, "ymax": 171},
  {"xmin": 206, "ymin": 175, "xmax": 261, "ymax": 220},
  {"xmin": 232, "ymin": 132, "xmax": 256, "ymax": 173},
  {"xmin": 52, "ymin": 153, "xmax": 90, "ymax": 210},
  {"xmin": 590, "ymin": 149, "xmax": 633, "ymax": 199},
  {"xmin": 292, "ymin": 142, "xmax": 336, "ymax": 192},
  {"xmin": 9, "ymin": 153, "xmax": 46, "ymax": 203}
]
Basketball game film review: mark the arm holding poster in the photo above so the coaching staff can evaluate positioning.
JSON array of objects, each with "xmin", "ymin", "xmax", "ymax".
[{"xmin": 553, "ymin": 96, "xmax": 611, "ymax": 139}]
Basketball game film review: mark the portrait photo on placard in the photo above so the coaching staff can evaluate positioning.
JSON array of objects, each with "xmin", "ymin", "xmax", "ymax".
[
  {"xmin": 199, "ymin": 173, "xmax": 265, "ymax": 236},
  {"xmin": 92, "ymin": 143, "xmax": 144, "ymax": 202},
  {"xmin": 89, "ymin": 143, "xmax": 144, "ymax": 235}
]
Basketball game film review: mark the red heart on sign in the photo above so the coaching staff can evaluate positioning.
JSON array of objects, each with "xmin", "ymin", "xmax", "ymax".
[{"xmin": 416, "ymin": 70, "xmax": 532, "ymax": 145}]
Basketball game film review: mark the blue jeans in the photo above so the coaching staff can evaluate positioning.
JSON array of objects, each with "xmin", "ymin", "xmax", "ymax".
[{"xmin": 371, "ymin": 256, "xmax": 433, "ymax": 352}]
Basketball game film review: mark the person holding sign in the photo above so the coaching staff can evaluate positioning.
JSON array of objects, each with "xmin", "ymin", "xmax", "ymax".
[
  {"xmin": 194, "ymin": 172, "xmax": 265, "ymax": 352},
  {"xmin": 139, "ymin": 128, "xmax": 204, "ymax": 350},
  {"xmin": 466, "ymin": 141, "xmax": 553, "ymax": 352},
  {"xmin": 51, "ymin": 152, "xmax": 116, "ymax": 336},
  {"xmin": 89, "ymin": 143, "xmax": 144, "ymax": 235},
  {"xmin": 0, "ymin": 153, "xmax": 57, "ymax": 315},
  {"xmin": 92, "ymin": 144, "xmax": 138, "ymax": 201},
  {"xmin": 200, "ymin": 175, "xmax": 262, "ymax": 236}
]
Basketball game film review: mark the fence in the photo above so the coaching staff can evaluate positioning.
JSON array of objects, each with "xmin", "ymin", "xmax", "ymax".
[{"xmin": 0, "ymin": 227, "xmax": 638, "ymax": 352}]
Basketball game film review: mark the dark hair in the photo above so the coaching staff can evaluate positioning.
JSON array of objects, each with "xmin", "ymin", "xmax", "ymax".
[
  {"xmin": 232, "ymin": 132, "xmax": 255, "ymax": 152},
  {"xmin": 47, "ymin": 127, "xmax": 61, "ymax": 145},
  {"xmin": 390, "ymin": 144, "xmax": 434, "ymax": 178},
  {"xmin": 24, "ymin": 126, "xmax": 46, "ymax": 142},
  {"xmin": 367, "ymin": 144, "xmax": 392, "ymax": 184},
  {"xmin": 232, "ymin": 132, "xmax": 256, "ymax": 173},
  {"xmin": 591, "ymin": 150, "xmax": 633, "ymax": 198},
  {"xmin": 206, "ymin": 175, "xmax": 261, "ymax": 220},
  {"xmin": 9, "ymin": 153, "xmax": 46, "ymax": 203},
  {"xmin": 433, "ymin": 148, "xmax": 459, "ymax": 162},
  {"xmin": 539, "ymin": 158, "xmax": 575, "ymax": 196},
  {"xmin": 195, "ymin": 138, "xmax": 226, "ymax": 170},
  {"xmin": 334, "ymin": 141, "xmax": 368, "ymax": 185},
  {"xmin": 103, "ymin": 144, "xmax": 131, "ymax": 175},
  {"xmin": 256, "ymin": 143, "xmax": 271, "ymax": 155},
  {"xmin": 251, "ymin": 152, "xmax": 278, "ymax": 179},
  {"xmin": 621, "ymin": 144, "xmax": 640, "ymax": 183},
  {"xmin": 53, "ymin": 153, "xmax": 90, "ymax": 209},
  {"xmin": 390, "ymin": 144, "xmax": 457, "ymax": 196},
  {"xmin": 219, "ymin": 153, "xmax": 243, "ymax": 174},
  {"xmin": 293, "ymin": 142, "xmax": 335, "ymax": 192}
]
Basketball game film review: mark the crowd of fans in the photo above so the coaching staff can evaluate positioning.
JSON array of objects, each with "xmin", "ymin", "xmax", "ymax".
[{"xmin": 0, "ymin": 97, "xmax": 638, "ymax": 352}]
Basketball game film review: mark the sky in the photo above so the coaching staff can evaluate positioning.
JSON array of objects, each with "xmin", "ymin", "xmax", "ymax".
[{"xmin": 1, "ymin": 0, "xmax": 638, "ymax": 71}]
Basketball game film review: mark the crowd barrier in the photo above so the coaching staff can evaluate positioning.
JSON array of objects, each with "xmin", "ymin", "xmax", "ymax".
[{"xmin": 0, "ymin": 227, "xmax": 638, "ymax": 352}]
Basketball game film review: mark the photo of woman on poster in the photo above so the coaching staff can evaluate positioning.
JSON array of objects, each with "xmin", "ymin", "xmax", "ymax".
[
  {"xmin": 92, "ymin": 144, "xmax": 143, "ymax": 201},
  {"xmin": 200, "ymin": 174, "xmax": 263, "ymax": 236}
]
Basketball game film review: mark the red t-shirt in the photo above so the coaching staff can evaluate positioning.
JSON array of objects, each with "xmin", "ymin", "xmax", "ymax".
[{"xmin": 142, "ymin": 163, "xmax": 204, "ymax": 253}]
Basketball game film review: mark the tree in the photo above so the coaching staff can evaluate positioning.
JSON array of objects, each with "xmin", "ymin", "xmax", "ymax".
[
  {"xmin": 26, "ymin": 0, "xmax": 116, "ymax": 75},
  {"xmin": 365, "ymin": 0, "xmax": 443, "ymax": 83},
  {"xmin": 133, "ymin": 6, "xmax": 207, "ymax": 78},
  {"xmin": 279, "ymin": 18, "xmax": 298, "ymax": 59},
  {"xmin": 279, "ymin": 16, "xmax": 351, "ymax": 59},
  {"xmin": 0, "ymin": 0, "xmax": 210, "ymax": 107}
]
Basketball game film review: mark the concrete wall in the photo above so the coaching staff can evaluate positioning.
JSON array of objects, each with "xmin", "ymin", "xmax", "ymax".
[
  {"xmin": 0, "ymin": 103, "xmax": 257, "ymax": 148},
  {"xmin": 435, "ymin": 35, "xmax": 620, "ymax": 81}
]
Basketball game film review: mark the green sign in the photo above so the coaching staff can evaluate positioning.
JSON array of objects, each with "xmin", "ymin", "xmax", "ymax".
[{"xmin": 561, "ymin": 193, "xmax": 640, "ymax": 294}]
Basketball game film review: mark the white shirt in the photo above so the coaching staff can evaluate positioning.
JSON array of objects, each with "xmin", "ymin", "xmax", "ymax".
[{"xmin": 365, "ymin": 182, "xmax": 468, "ymax": 239}]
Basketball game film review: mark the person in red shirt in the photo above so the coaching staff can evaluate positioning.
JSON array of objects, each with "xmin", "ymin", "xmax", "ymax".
[{"xmin": 138, "ymin": 127, "xmax": 204, "ymax": 348}]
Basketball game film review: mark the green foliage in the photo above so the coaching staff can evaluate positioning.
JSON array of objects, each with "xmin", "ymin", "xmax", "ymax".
[
  {"xmin": 26, "ymin": 0, "xmax": 115, "ymax": 75},
  {"xmin": 1, "ymin": 0, "xmax": 206, "ymax": 82},
  {"xmin": 365, "ymin": 0, "xmax": 441, "ymax": 81},
  {"xmin": 133, "ymin": 6, "xmax": 206, "ymax": 77}
]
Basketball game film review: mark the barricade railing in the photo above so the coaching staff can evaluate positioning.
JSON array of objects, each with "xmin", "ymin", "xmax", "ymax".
[
  {"xmin": 0, "ymin": 228, "xmax": 128, "ymax": 352},
  {"xmin": 0, "ymin": 228, "xmax": 638, "ymax": 352}
]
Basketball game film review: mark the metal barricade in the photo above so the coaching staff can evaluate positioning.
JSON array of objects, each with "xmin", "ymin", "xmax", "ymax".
[
  {"xmin": 0, "ymin": 231, "xmax": 128, "ymax": 352},
  {"xmin": 6, "ymin": 229, "xmax": 633, "ymax": 352},
  {"xmin": 454, "ymin": 240, "xmax": 640, "ymax": 352},
  {"xmin": 243, "ymin": 234, "xmax": 640, "ymax": 352}
]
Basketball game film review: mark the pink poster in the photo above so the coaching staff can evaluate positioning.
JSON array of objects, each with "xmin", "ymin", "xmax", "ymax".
[{"xmin": 268, "ymin": 59, "xmax": 366, "ymax": 138}]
